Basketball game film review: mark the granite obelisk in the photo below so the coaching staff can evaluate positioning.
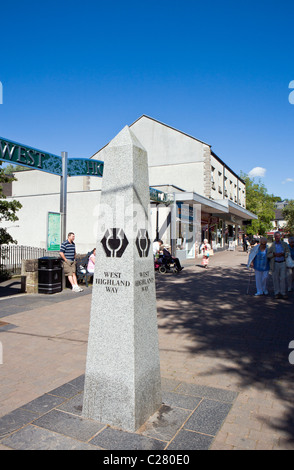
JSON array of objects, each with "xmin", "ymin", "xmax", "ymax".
[{"xmin": 82, "ymin": 126, "xmax": 162, "ymax": 432}]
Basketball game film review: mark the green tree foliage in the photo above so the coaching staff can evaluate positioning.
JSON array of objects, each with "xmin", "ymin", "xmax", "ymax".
[
  {"xmin": 0, "ymin": 162, "xmax": 22, "ymax": 244},
  {"xmin": 240, "ymin": 172, "xmax": 276, "ymax": 236},
  {"xmin": 282, "ymin": 200, "xmax": 294, "ymax": 235},
  {"xmin": 3, "ymin": 164, "xmax": 28, "ymax": 174}
]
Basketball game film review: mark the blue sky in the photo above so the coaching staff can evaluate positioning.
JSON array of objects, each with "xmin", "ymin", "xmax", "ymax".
[{"xmin": 1, "ymin": 0, "xmax": 294, "ymax": 199}]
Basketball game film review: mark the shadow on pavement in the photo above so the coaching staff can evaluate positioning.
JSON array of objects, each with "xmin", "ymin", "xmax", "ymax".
[
  {"xmin": 0, "ymin": 279, "xmax": 22, "ymax": 298},
  {"xmin": 155, "ymin": 263, "xmax": 294, "ymax": 444}
]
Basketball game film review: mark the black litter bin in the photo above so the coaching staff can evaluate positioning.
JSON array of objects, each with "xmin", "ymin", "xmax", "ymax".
[{"xmin": 38, "ymin": 257, "xmax": 62, "ymax": 294}]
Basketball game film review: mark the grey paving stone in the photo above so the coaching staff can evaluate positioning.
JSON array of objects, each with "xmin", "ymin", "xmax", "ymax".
[
  {"xmin": 0, "ymin": 408, "xmax": 38, "ymax": 438},
  {"xmin": 184, "ymin": 399, "xmax": 232, "ymax": 436},
  {"xmin": 48, "ymin": 382, "xmax": 82, "ymax": 399},
  {"xmin": 141, "ymin": 405, "xmax": 191, "ymax": 441},
  {"xmin": 67, "ymin": 375, "xmax": 85, "ymax": 392},
  {"xmin": 33, "ymin": 409, "xmax": 105, "ymax": 441},
  {"xmin": 0, "ymin": 305, "xmax": 33, "ymax": 318},
  {"xmin": 160, "ymin": 377, "xmax": 182, "ymax": 392},
  {"xmin": 167, "ymin": 429, "xmax": 214, "ymax": 450},
  {"xmin": 90, "ymin": 427, "xmax": 166, "ymax": 450},
  {"xmin": 20, "ymin": 393, "xmax": 67, "ymax": 415},
  {"xmin": 162, "ymin": 391, "xmax": 202, "ymax": 410},
  {"xmin": 176, "ymin": 383, "xmax": 238, "ymax": 403},
  {"xmin": 0, "ymin": 289, "xmax": 92, "ymax": 316},
  {"xmin": 1, "ymin": 425, "xmax": 100, "ymax": 450},
  {"xmin": 56, "ymin": 393, "xmax": 84, "ymax": 416}
]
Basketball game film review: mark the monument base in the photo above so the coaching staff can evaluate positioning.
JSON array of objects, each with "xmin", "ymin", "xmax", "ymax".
[{"xmin": 83, "ymin": 369, "xmax": 162, "ymax": 432}]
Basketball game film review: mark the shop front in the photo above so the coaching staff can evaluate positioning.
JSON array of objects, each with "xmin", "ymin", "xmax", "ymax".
[
  {"xmin": 173, "ymin": 192, "xmax": 232, "ymax": 260},
  {"xmin": 175, "ymin": 201, "xmax": 201, "ymax": 260},
  {"xmin": 201, "ymin": 212, "xmax": 222, "ymax": 250}
]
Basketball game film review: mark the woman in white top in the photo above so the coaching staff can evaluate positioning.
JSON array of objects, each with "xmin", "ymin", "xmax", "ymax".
[{"xmin": 200, "ymin": 239, "xmax": 211, "ymax": 268}]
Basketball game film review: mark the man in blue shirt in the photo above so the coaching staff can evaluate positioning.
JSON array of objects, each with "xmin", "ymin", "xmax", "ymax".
[
  {"xmin": 60, "ymin": 232, "xmax": 83, "ymax": 292},
  {"xmin": 267, "ymin": 231, "xmax": 290, "ymax": 299}
]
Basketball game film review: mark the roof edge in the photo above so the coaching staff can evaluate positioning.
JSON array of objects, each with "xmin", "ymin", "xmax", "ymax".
[{"xmin": 129, "ymin": 115, "xmax": 211, "ymax": 147}]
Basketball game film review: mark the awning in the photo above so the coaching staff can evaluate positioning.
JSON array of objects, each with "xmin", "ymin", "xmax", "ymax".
[
  {"xmin": 174, "ymin": 192, "xmax": 229, "ymax": 214},
  {"xmin": 212, "ymin": 199, "xmax": 257, "ymax": 222}
]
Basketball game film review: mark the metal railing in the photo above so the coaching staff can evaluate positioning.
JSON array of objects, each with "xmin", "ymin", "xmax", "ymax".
[{"xmin": 0, "ymin": 244, "xmax": 57, "ymax": 274}]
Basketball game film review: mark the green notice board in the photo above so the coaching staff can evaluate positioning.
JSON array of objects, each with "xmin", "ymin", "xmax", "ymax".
[{"xmin": 47, "ymin": 212, "xmax": 61, "ymax": 251}]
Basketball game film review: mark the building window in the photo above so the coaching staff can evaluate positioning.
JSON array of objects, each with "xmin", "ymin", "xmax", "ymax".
[
  {"xmin": 224, "ymin": 176, "xmax": 228, "ymax": 197},
  {"xmin": 211, "ymin": 166, "xmax": 216, "ymax": 190}
]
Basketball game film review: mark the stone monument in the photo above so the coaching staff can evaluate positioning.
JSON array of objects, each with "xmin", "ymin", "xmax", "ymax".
[{"xmin": 82, "ymin": 126, "xmax": 162, "ymax": 432}]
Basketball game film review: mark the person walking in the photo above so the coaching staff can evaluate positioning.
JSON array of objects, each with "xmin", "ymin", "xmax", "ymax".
[
  {"xmin": 244, "ymin": 235, "xmax": 250, "ymax": 252},
  {"xmin": 287, "ymin": 236, "xmax": 294, "ymax": 292},
  {"xmin": 247, "ymin": 237, "xmax": 270, "ymax": 296},
  {"xmin": 200, "ymin": 239, "xmax": 211, "ymax": 268},
  {"xmin": 267, "ymin": 231, "xmax": 290, "ymax": 299},
  {"xmin": 59, "ymin": 232, "xmax": 83, "ymax": 292}
]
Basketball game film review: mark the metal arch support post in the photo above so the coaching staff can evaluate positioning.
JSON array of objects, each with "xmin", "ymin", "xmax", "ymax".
[{"xmin": 60, "ymin": 151, "xmax": 68, "ymax": 243}]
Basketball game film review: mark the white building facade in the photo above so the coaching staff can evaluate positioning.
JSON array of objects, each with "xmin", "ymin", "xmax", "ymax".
[{"xmin": 1, "ymin": 115, "xmax": 256, "ymax": 259}]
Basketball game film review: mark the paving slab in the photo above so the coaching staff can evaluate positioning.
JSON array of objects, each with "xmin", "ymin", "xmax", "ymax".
[
  {"xmin": 168, "ymin": 429, "xmax": 214, "ymax": 450},
  {"xmin": 0, "ymin": 374, "xmax": 236, "ymax": 450},
  {"xmin": 2, "ymin": 425, "xmax": 100, "ymax": 450}
]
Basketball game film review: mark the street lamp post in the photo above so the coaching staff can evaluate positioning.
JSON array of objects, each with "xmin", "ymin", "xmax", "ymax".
[{"xmin": 60, "ymin": 151, "xmax": 68, "ymax": 243}]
